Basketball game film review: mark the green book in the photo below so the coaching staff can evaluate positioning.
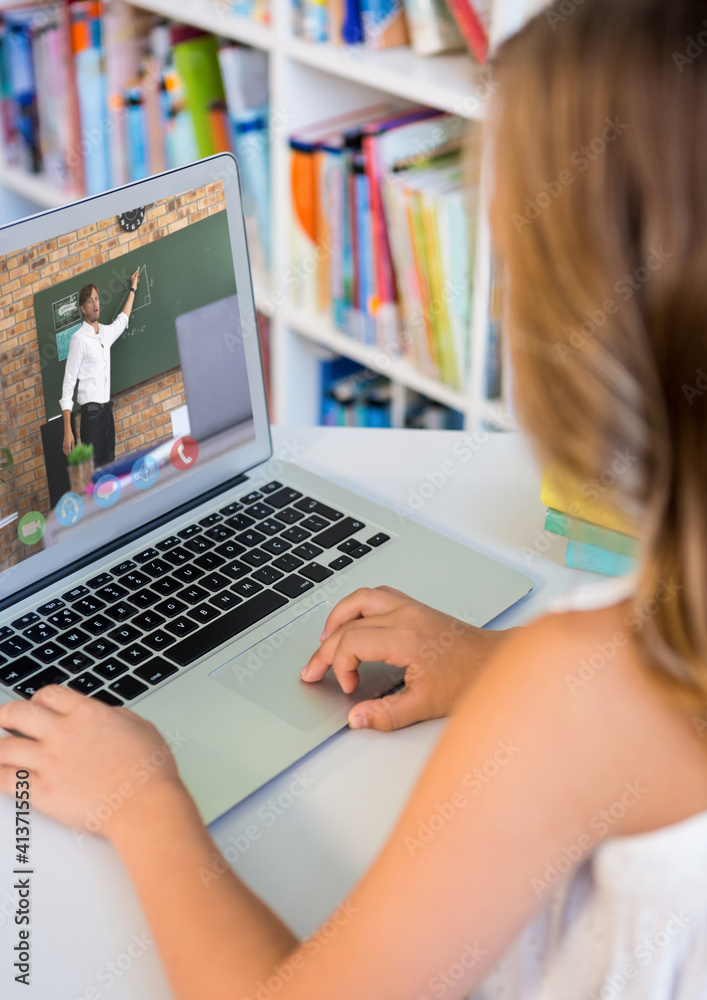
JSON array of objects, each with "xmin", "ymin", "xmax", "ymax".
[
  {"xmin": 544, "ymin": 508, "xmax": 638, "ymax": 558},
  {"xmin": 173, "ymin": 35, "xmax": 226, "ymax": 159}
]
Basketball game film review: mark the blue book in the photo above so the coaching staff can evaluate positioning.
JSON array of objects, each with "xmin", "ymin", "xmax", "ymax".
[
  {"xmin": 566, "ymin": 540, "xmax": 637, "ymax": 577},
  {"xmin": 75, "ymin": 47, "xmax": 111, "ymax": 193},
  {"xmin": 126, "ymin": 89, "xmax": 148, "ymax": 181}
]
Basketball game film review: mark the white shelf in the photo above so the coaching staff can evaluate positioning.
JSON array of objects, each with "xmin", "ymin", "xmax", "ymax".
[
  {"xmin": 0, "ymin": 165, "xmax": 74, "ymax": 209},
  {"xmin": 284, "ymin": 38, "xmax": 490, "ymax": 121},
  {"xmin": 285, "ymin": 306, "xmax": 470, "ymax": 413},
  {"xmin": 132, "ymin": 0, "xmax": 274, "ymax": 49}
]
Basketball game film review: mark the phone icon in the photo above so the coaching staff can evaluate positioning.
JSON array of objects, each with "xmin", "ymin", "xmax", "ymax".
[
  {"xmin": 171, "ymin": 436, "xmax": 199, "ymax": 471},
  {"xmin": 178, "ymin": 443, "xmax": 192, "ymax": 465}
]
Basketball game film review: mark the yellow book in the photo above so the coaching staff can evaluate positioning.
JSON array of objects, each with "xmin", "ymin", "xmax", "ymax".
[{"xmin": 541, "ymin": 464, "xmax": 635, "ymax": 536}]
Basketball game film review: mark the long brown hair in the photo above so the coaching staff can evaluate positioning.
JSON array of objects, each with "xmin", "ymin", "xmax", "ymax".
[{"xmin": 489, "ymin": 0, "xmax": 707, "ymax": 706}]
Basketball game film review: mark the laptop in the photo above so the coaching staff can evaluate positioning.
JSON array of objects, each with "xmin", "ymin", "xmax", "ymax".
[{"xmin": 0, "ymin": 154, "xmax": 533, "ymax": 824}]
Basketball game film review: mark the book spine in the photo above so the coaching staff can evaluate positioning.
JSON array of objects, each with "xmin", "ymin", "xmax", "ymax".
[
  {"xmin": 565, "ymin": 540, "xmax": 637, "ymax": 578},
  {"xmin": 544, "ymin": 508, "xmax": 638, "ymax": 557},
  {"xmin": 441, "ymin": 0, "xmax": 488, "ymax": 63}
]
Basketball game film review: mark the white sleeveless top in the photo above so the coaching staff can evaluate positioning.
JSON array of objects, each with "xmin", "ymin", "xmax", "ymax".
[{"xmin": 470, "ymin": 576, "xmax": 707, "ymax": 1000}]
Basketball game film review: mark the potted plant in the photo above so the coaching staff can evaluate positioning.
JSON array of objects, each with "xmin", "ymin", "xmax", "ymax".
[{"xmin": 67, "ymin": 442, "xmax": 94, "ymax": 495}]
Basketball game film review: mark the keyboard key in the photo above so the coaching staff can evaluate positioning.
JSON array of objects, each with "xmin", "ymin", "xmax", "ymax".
[
  {"xmin": 272, "ymin": 554, "xmax": 303, "ymax": 573},
  {"xmin": 294, "ymin": 497, "xmax": 344, "ymax": 520},
  {"xmin": 164, "ymin": 546, "xmax": 191, "ymax": 566},
  {"xmin": 248, "ymin": 502, "xmax": 275, "ymax": 520},
  {"xmin": 194, "ymin": 552, "xmax": 226, "ymax": 571},
  {"xmin": 91, "ymin": 689, "xmax": 123, "ymax": 706},
  {"xmin": 367, "ymin": 532, "xmax": 390, "ymax": 547},
  {"xmin": 135, "ymin": 658, "xmax": 179, "ymax": 685},
  {"xmin": 59, "ymin": 627, "xmax": 90, "ymax": 650},
  {"xmin": 0, "ymin": 626, "xmax": 14, "ymax": 642},
  {"xmin": 143, "ymin": 630, "xmax": 175, "ymax": 652},
  {"xmin": 338, "ymin": 538, "xmax": 361, "ymax": 553},
  {"xmin": 199, "ymin": 572, "xmax": 230, "ymax": 593},
  {"xmin": 181, "ymin": 585, "xmax": 208, "ymax": 606},
  {"xmin": 37, "ymin": 598, "xmax": 66, "ymax": 616},
  {"xmin": 260, "ymin": 480, "xmax": 282, "ymax": 494},
  {"xmin": 242, "ymin": 549, "xmax": 271, "ymax": 568},
  {"xmin": 263, "ymin": 487, "xmax": 303, "ymax": 509},
  {"xmin": 273, "ymin": 575, "xmax": 315, "ymax": 599},
  {"xmin": 0, "ymin": 635, "xmax": 31, "ymax": 658},
  {"xmin": 85, "ymin": 638, "xmax": 118, "ymax": 659},
  {"xmin": 234, "ymin": 529, "xmax": 265, "ymax": 548},
  {"xmin": 311, "ymin": 517, "xmax": 365, "ymax": 549},
  {"xmin": 118, "ymin": 644, "xmax": 151, "ymax": 667},
  {"xmin": 215, "ymin": 540, "xmax": 245, "ymax": 559},
  {"xmin": 258, "ymin": 518, "xmax": 283, "ymax": 536},
  {"xmin": 141, "ymin": 559, "xmax": 172, "ymax": 578},
  {"xmin": 122, "ymin": 571, "xmax": 150, "ymax": 591},
  {"xmin": 210, "ymin": 591, "xmax": 242, "ymax": 611},
  {"xmin": 59, "ymin": 651, "xmax": 92, "ymax": 674},
  {"xmin": 187, "ymin": 604, "xmax": 220, "ymax": 625},
  {"xmin": 199, "ymin": 512, "xmax": 223, "ymax": 527},
  {"xmin": 292, "ymin": 542, "xmax": 323, "ymax": 561},
  {"xmin": 165, "ymin": 617, "xmax": 198, "ymax": 639},
  {"xmin": 166, "ymin": 589, "xmax": 288, "ymax": 667},
  {"xmin": 130, "ymin": 589, "xmax": 160, "ymax": 610},
  {"xmin": 151, "ymin": 576, "xmax": 182, "ymax": 597},
  {"xmin": 68, "ymin": 672, "xmax": 103, "ymax": 695},
  {"xmin": 11, "ymin": 612, "xmax": 39, "ymax": 630},
  {"xmin": 155, "ymin": 535, "xmax": 180, "ymax": 552},
  {"xmin": 301, "ymin": 563, "xmax": 334, "ymax": 583},
  {"xmin": 329, "ymin": 555, "xmax": 353, "ymax": 570},
  {"xmin": 109, "ymin": 675, "xmax": 148, "ymax": 701},
  {"xmin": 253, "ymin": 561, "xmax": 286, "ymax": 585},
  {"xmin": 222, "ymin": 560, "xmax": 250, "ymax": 581},
  {"xmin": 155, "ymin": 598, "xmax": 187, "ymax": 619},
  {"xmin": 132, "ymin": 610, "xmax": 166, "ymax": 632},
  {"xmin": 226, "ymin": 513, "xmax": 255, "ymax": 531},
  {"xmin": 14, "ymin": 665, "xmax": 69, "ymax": 699},
  {"xmin": 107, "ymin": 625, "xmax": 141, "ymax": 647},
  {"xmin": 349, "ymin": 545, "xmax": 372, "ymax": 558},
  {"xmin": 0, "ymin": 656, "xmax": 43, "ymax": 685},
  {"xmin": 74, "ymin": 596, "xmax": 106, "ymax": 616},
  {"xmin": 87, "ymin": 572, "xmax": 113, "ymax": 589},
  {"xmin": 204, "ymin": 525, "xmax": 232, "ymax": 543},
  {"xmin": 106, "ymin": 602, "xmax": 135, "ymax": 623},
  {"xmin": 47, "ymin": 608, "xmax": 82, "ymax": 629},
  {"xmin": 133, "ymin": 548, "xmax": 159, "ymax": 564},
  {"xmin": 185, "ymin": 536, "xmax": 214, "ymax": 555},
  {"xmin": 300, "ymin": 515, "xmax": 329, "ymax": 533},
  {"xmin": 280, "ymin": 526, "xmax": 309, "ymax": 544},
  {"xmin": 177, "ymin": 524, "xmax": 201, "ymax": 540},
  {"xmin": 62, "ymin": 585, "xmax": 88, "ymax": 602},
  {"xmin": 112, "ymin": 560, "xmax": 137, "ymax": 575},
  {"xmin": 173, "ymin": 565, "xmax": 204, "ymax": 585},
  {"xmin": 275, "ymin": 507, "xmax": 304, "ymax": 525},
  {"xmin": 241, "ymin": 490, "xmax": 263, "ymax": 504},
  {"xmin": 84, "ymin": 615, "xmax": 113, "ymax": 636},
  {"xmin": 24, "ymin": 622, "xmax": 58, "ymax": 644},
  {"xmin": 261, "ymin": 536, "xmax": 291, "ymax": 556},
  {"xmin": 96, "ymin": 583, "xmax": 129, "ymax": 604},
  {"xmin": 230, "ymin": 578, "xmax": 263, "ymax": 598},
  {"xmin": 219, "ymin": 500, "xmax": 244, "ymax": 516}
]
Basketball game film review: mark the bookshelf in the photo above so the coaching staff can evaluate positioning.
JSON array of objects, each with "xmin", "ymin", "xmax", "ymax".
[{"xmin": 0, "ymin": 0, "xmax": 538, "ymax": 428}]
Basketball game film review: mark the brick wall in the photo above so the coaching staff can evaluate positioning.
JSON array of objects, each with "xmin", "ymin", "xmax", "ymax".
[{"xmin": 0, "ymin": 181, "xmax": 226, "ymax": 573}]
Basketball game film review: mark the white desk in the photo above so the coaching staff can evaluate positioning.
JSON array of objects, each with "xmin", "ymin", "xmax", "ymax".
[{"xmin": 0, "ymin": 426, "xmax": 593, "ymax": 1000}]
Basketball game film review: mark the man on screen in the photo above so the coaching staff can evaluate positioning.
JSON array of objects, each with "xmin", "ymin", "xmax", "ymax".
[{"xmin": 60, "ymin": 268, "xmax": 141, "ymax": 467}]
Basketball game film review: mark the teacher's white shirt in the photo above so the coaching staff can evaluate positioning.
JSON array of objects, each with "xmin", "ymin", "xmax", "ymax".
[{"xmin": 58, "ymin": 313, "xmax": 129, "ymax": 413}]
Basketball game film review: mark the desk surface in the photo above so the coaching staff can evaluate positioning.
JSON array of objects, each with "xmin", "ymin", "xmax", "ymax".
[{"xmin": 0, "ymin": 426, "xmax": 594, "ymax": 1000}]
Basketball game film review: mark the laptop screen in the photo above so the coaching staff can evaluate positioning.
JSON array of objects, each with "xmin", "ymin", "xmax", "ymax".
[{"xmin": 0, "ymin": 161, "xmax": 271, "ymax": 605}]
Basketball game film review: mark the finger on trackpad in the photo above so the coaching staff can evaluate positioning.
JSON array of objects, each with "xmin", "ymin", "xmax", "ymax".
[{"xmin": 209, "ymin": 601, "xmax": 401, "ymax": 732}]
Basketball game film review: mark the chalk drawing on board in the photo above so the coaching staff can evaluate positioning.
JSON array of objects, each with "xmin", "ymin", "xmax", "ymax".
[
  {"xmin": 55, "ymin": 323, "xmax": 82, "ymax": 362},
  {"xmin": 52, "ymin": 292, "xmax": 81, "ymax": 331},
  {"xmin": 111, "ymin": 264, "xmax": 151, "ymax": 322}
]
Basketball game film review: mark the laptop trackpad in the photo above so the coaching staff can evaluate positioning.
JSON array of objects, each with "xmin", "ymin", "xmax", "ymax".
[{"xmin": 209, "ymin": 601, "xmax": 402, "ymax": 732}]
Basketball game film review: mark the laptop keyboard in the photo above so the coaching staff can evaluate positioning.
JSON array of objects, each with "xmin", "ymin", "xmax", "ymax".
[{"xmin": 0, "ymin": 481, "xmax": 391, "ymax": 707}]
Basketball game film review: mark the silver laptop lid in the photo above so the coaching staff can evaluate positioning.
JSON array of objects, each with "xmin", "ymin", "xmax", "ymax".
[{"xmin": 0, "ymin": 154, "xmax": 272, "ymax": 607}]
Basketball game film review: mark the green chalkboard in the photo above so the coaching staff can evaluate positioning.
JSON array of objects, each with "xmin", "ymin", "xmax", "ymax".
[{"xmin": 35, "ymin": 211, "xmax": 238, "ymax": 421}]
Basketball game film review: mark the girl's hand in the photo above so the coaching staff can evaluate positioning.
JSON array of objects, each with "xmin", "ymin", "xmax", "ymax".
[
  {"xmin": 300, "ymin": 585, "xmax": 514, "ymax": 731},
  {"xmin": 0, "ymin": 685, "xmax": 186, "ymax": 840}
]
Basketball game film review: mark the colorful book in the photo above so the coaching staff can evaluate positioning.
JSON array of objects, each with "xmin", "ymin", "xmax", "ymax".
[
  {"xmin": 541, "ymin": 465, "xmax": 634, "ymax": 536},
  {"xmin": 441, "ymin": 0, "xmax": 490, "ymax": 63},
  {"xmin": 544, "ymin": 508, "xmax": 638, "ymax": 558},
  {"xmin": 565, "ymin": 540, "xmax": 637, "ymax": 578},
  {"xmin": 172, "ymin": 29, "xmax": 226, "ymax": 159},
  {"xmin": 358, "ymin": 0, "xmax": 409, "ymax": 48},
  {"xmin": 402, "ymin": 0, "xmax": 464, "ymax": 55}
]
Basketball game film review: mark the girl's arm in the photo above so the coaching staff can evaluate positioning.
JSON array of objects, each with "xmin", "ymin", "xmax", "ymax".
[{"xmin": 0, "ymin": 608, "xmax": 673, "ymax": 1000}]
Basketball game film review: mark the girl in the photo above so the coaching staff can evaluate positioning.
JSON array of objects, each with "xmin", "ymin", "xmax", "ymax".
[{"xmin": 2, "ymin": 0, "xmax": 707, "ymax": 996}]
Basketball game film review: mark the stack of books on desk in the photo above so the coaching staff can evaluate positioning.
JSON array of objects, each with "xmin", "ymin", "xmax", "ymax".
[{"xmin": 541, "ymin": 466, "xmax": 639, "ymax": 577}]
